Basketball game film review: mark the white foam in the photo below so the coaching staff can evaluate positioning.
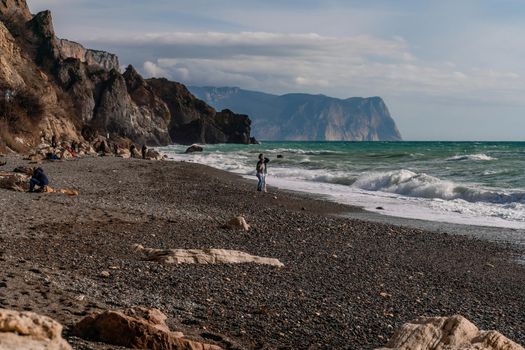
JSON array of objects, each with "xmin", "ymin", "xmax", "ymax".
[
  {"xmin": 351, "ymin": 170, "xmax": 525, "ymax": 204},
  {"xmin": 446, "ymin": 153, "xmax": 496, "ymax": 161},
  {"xmin": 158, "ymin": 147, "xmax": 525, "ymax": 229},
  {"xmin": 267, "ymin": 176, "xmax": 525, "ymax": 229}
]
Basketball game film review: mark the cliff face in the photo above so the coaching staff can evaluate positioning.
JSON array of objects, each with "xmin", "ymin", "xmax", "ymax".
[
  {"xmin": 57, "ymin": 39, "xmax": 120, "ymax": 71},
  {"xmin": 147, "ymin": 78, "xmax": 252, "ymax": 145},
  {"xmin": 190, "ymin": 87, "xmax": 403, "ymax": 141},
  {"xmin": 0, "ymin": 0, "xmax": 253, "ymax": 152}
]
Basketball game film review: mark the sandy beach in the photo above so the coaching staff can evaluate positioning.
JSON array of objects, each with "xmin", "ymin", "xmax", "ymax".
[{"xmin": 0, "ymin": 155, "xmax": 524, "ymax": 349}]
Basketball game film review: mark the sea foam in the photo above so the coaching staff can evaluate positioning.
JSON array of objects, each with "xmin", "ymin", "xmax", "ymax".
[
  {"xmin": 351, "ymin": 169, "xmax": 525, "ymax": 204},
  {"xmin": 446, "ymin": 153, "xmax": 496, "ymax": 161}
]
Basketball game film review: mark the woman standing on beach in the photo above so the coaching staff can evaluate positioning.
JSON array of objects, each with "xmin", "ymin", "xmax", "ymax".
[{"xmin": 256, "ymin": 153, "xmax": 270, "ymax": 192}]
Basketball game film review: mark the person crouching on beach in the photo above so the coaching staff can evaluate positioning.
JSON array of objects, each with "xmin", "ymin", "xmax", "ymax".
[
  {"xmin": 256, "ymin": 153, "xmax": 270, "ymax": 192},
  {"xmin": 29, "ymin": 167, "xmax": 49, "ymax": 193}
]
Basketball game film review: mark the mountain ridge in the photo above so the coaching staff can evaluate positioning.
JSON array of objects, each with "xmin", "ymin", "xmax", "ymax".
[{"xmin": 189, "ymin": 86, "xmax": 403, "ymax": 141}]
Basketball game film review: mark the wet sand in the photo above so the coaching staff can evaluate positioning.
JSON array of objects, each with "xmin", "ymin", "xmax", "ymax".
[{"xmin": 0, "ymin": 155, "xmax": 524, "ymax": 349}]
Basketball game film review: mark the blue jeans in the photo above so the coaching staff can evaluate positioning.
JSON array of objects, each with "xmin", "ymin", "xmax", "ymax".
[
  {"xmin": 257, "ymin": 173, "xmax": 266, "ymax": 192},
  {"xmin": 29, "ymin": 178, "xmax": 44, "ymax": 192}
]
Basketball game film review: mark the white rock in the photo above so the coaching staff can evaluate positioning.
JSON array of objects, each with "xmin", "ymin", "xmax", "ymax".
[
  {"xmin": 0, "ymin": 309, "xmax": 72, "ymax": 350},
  {"xmin": 376, "ymin": 315, "xmax": 524, "ymax": 350},
  {"xmin": 133, "ymin": 244, "xmax": 284, "ymax": 267}
]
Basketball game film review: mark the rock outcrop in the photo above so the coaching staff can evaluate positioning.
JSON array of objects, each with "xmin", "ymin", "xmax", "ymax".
[
  {"xmin": 57, "ymin": 39, "xmax": 119, "ymax": 71},
  {"xmin": 133, "ymin": 244, "xmax": 284, "ymax": 267},
  {"xmin": 185, "ymin": 145, "xmax": 204, "ymax": 153},
  {"xmin": 190, "ymin": 86, "xmax": 403, "ymax": 141},
  {"xmin": 147, "ymin": 78, "xmax": 252, "ymax": 144},
  {"xmin": 376, "ymin": 315, "xmax": 524, "ymax": 350},
  {"xmin": 74, "ymin": 307, "xmax": 221, "ymax": 350},
  {"xmin": 0, "ymin": 308, "xmax": 72, "ymax": 350},
  {"xmin": 0, "ymin": 0, "xmax": 254, "ymax": 153}
]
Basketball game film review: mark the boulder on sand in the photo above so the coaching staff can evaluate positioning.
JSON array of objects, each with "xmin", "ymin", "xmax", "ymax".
[
  {"xmin": 0, "ymin": 172, "xmax": 29, "ymax": 191},
  {"xmin": 223, "ymin": 216, "xmax": 251, "ymax": 231},
  {"xmin": 117, "ymin": 148, "xmax": 131, "ymax": 158},
  {"xmin": 145, "ymin": 149, "xmax": 163, "ymax": 160},
  {"xmin": 185, "ymin": 145, "xmax": 204, "ymax": 154},
  {"xmin": 0, "ymin": 308, "xmax": 72, "ymax": 350},
  {"xmin": 133, "ymin": 244, "xmax": 284, "ymax": 267},
  {"xmin": 73, "ymin": 307, "xmax": 221, "ymax": 350},
  {"xmin": 376, "ymin": 315, "xmax": 524, "ymax": 350}
]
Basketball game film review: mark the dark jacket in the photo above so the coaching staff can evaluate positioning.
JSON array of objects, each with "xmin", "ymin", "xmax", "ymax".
[{"xmin": 32, "ymin": 168, "xmax": 49, "ymax": 186}]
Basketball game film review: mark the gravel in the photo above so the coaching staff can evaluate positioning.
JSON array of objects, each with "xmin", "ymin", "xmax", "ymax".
[{"xmin": 0, "ymin": 155, "xmax": 524, "ymax": 349}]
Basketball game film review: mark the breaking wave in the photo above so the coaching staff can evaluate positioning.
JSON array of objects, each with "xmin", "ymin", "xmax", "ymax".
[
  {"xmin": 446, "ymin": 153, "xmax": 496, "ymax": 161},
  {"xmin": 352, "ymin": 170, "xmax": 525, "ymax": 204}
]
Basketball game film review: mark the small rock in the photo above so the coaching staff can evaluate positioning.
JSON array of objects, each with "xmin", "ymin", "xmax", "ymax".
[
  {"xmin": 185, "ymin": 145, "xmax": 204, "ymax": 154},
  {"xmin": 223, "ymin": 216, "xmax": 251, "ymax": 231},
  {"xmin": 75, "ymin": 295, "xmax": 86, "ymax": 302},
  {"xmin": 99, "ymin": 271, "xmax": 110, "ymax": 278}
]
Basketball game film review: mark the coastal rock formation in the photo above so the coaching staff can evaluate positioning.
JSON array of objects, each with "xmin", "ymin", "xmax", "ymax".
[
  {"xmin": 0, "ymin": 0, "xmax": 254, "ymax": 153},
  {"xmin": 145, "ymin": 149, "xmax": 163, "ymax": 160},
  {"xmin": 376, "ymin": 315, "xmax": 524, "ymax": 350},
  {"xmin": 56, "ymin": 39, "xmax": 119, "ymax": 71},
  {"xmin": 0, "ymin": 308, "xmax": 72, "ymax": 350},
  {"xmin": 186, "ymin": 145, "xmax": 204, "ymax": 153},
  {"xmin": 74, "ymin": 307, "xmax": 221, "ymax": 350},
  {"xmin": 147, "ymin": 78, "xmax": 252, "ymax": 145},
  {"xmin": 133, "ymin": 244, "xmax": 284, "ymax": 267},
  {"xmin": 189, "ymin": 86, "xmax": 403, "ymax": 141}
]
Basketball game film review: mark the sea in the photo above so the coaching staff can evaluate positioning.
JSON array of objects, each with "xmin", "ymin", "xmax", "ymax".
[{"xmin": 159, "ymin": 141, "xmax": 525, "ymax": 230}]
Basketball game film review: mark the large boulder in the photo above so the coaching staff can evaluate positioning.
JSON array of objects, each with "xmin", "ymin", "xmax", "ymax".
[
  {"xmin": 376, "ymin": 315, "xmax": 524, "ymax": 350},
  {"xmin": 0, "ymin": 309, "xmax": 72, "ymax": 350},
  {"xmin": 73, "ymin": 307, "xmax": 221, "ymax": 350},
  {"xmin": 145, "ymin": 149, "xmax": 163, "ymax": 160},
  {"xmin": 133, "ymin": 244, "xmax": 284, "ymax": 267},
  {"xmin": 0, "ymin": 171, "xmax": 29, "ymax": 191}
]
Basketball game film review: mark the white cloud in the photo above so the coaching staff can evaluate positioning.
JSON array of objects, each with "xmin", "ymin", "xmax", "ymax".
[
  {"xmin": 92, "ymin": 31, "xmax": 525, "ymax": 106},
  {"xmin": 143, "ymin": 60, "xmax": 169, "ymax": 78}
]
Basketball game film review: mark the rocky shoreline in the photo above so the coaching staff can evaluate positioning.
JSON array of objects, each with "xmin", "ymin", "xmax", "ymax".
[{"xmin": 0, "ymin": 155, "xmax": 524, "ymax": 349}]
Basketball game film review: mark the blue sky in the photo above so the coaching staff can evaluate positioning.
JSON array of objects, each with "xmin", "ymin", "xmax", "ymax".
[{"xmin": 29, "ymin": 0, "xmax": 525, "ymax": 140}]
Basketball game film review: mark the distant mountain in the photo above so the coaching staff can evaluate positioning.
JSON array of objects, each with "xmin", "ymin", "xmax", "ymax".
[{"xmin": 189, "ymin": 86, "xmax": 402, "ymax": 141}]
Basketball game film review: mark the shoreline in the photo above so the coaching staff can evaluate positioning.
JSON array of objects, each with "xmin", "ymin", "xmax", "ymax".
[
  {"xmin": 174, "ymin": 153, "xmax": 525, "ymax": 246},
  {"xmin": 161, "ymin": 143, "xmax": 525, "ymax": 232},
  {"xmin": 1, "ymin": 155, "xmax": 524, "ymax": 349}
]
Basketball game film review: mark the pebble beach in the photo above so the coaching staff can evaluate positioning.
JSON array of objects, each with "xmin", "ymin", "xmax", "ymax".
[{"xmin": 0, "ymin": 155, "xmax": 524, "ymax": 349}]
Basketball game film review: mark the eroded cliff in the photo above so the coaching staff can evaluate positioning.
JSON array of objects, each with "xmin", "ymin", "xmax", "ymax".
[
  {"xmin": 0, "ymin": 0, "xmax": 253, "ymax": 152},
  {"xmin": 190, "ymin": 86, "xmax": 403, "ymax": 141}
]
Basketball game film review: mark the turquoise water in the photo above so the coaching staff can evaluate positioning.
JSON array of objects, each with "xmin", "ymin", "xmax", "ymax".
[{"xmin": 161, "ymin": 141, "xmax": 525, "ymax": 228}]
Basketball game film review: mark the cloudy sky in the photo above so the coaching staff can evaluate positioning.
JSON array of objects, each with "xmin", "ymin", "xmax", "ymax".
[{"xmin": 29, "ymin": 0, "xmax": 525, "ymax": 140}]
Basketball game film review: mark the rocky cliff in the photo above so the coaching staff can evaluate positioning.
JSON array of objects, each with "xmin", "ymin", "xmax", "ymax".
[
  {"xmin": 148, "ymin": 78, "xmax": 252, "ymax": 144},
  {"xmin": 190, "ymin": 86, "xmax": 403, "ymax": 141},
  {"xmin": 57, "ymin": 39, "xmax": 120, "ymax": 71},
  {"xmin": 0, "ymin": 0, "xmax": 252, "ymax": 152}
]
